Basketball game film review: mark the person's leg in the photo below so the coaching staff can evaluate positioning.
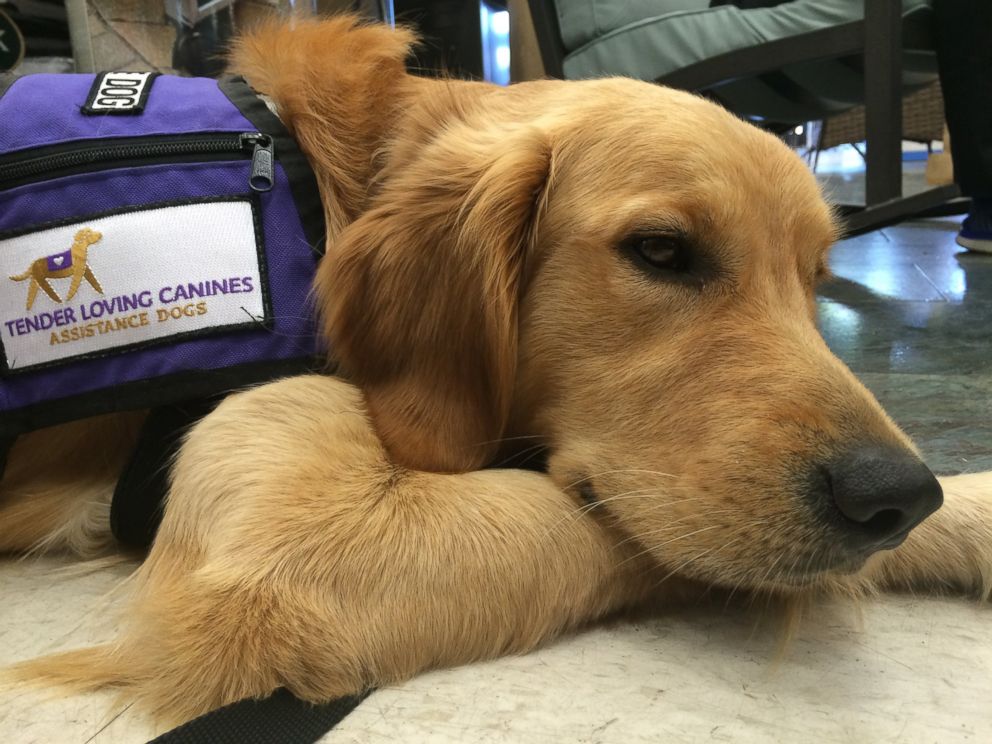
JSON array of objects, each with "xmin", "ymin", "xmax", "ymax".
[{"xmin": 933, "ymin": 0, "xmax": 992, "ymax": 252}]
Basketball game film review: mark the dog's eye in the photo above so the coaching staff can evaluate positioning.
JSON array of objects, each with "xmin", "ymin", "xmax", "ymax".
[{"xmin": 620, "ymin": 234, "xmax": 692, "ymax": 277}]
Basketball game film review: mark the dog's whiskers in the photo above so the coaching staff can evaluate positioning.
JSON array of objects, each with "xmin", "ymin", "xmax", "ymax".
[
  {"xmin": 542, "ymin": 494, "xmax": 709, "ymax": 539},
  {"xmin": 492, "ymin": 442, "xmax": 548, "ymax": 468},
  {"xmin": 741, "ymin": 533, "xmax": 823, "ymax": 610},
  {"xmin": 622, "ymin": 517, "xmax": 769, "ymax": 586},
  {"xmin": 474, "ymin": 434, "xmax": 547, "ymax": 447},
  {"xmin": 562, "ymin": 469, "xmax": 678, "ymax": 491},
  {"xmin": 646, "ymin": 519, "xmax": 771, "ymax": 590},
  {"xmin": 614, "ymin": 523, "xmax": 727, "ymax": 570},
  {"xmin": 571, "ymin": 490, "xmax": 703, "ymax": 519},
  {"xmin": 611, "ymin": 508, "xmax": 741, "ymax": 551},
  {"xmin": 648, "ymin": 545, "xmax": 722, "ymax": 590},
  {"xmin": 752, "ymin": 544, "xmax": 789, "ymax": 597}
]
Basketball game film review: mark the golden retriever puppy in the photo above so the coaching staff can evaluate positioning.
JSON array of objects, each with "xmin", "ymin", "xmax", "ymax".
[{"xmin": 2, "ymin": 17, "xmax": 990, "ymax": 726}]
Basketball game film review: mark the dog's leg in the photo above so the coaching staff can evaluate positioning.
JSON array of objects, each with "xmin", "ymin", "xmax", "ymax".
[
  {"xmin": 64, "ymin": 268, "xmax": 84, "ymax": 302},
  {"xmin": 66, "ymin": 265, "xmax": 101, "ymax": 302},
  {"xmin": 7, "ymin": 375, "xmax": 656, "ymax": 725},
  {"xmin": 81, "ymin": 265, "xmax": 103, "ymax": 295},
  {"xmin": 24, "ymin": 278, "xmax": 40, "ymax": 311},
  {"xmin": 0, "ymin": 412, "xmax": 145, "ymax": 555},
  {"xmin": 35, "ymin": 274, "xmax": 62, "ymax": 306},
  {"xmin": 863, "ymin": 471, "xmax": 992, "ymax": 598}
]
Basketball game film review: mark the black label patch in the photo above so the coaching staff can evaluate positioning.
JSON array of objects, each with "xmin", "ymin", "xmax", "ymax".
[{"xmin": 82, "ymin": 72, "xmax": 159, "ymax": 115}]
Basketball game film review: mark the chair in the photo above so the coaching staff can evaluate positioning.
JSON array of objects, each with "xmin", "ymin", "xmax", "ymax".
[{"xmin": 522, "ymin": 0, "xmax": 967, "ymax": 236}]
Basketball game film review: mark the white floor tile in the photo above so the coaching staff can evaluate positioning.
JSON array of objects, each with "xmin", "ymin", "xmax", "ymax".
[{"xmin": 2, "ymin": 557, "xmax": 989, "ymax": 743}]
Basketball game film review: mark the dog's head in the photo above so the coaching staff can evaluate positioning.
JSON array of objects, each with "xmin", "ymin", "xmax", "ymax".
[
  {"xmin": 243, "ymin": 19, "xmax": 942, "ymax": 593},
  {"xmin": 74, "ymin": 228, "xmax": 102, "ymax": 246}
]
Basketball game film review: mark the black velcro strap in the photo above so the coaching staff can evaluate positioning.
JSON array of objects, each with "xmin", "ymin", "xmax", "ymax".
[
  {"xmin": 150, "ymin": 688, "xmax": 372, "ymax": 744},
  {"xmin": 111, "ymin": 397, "xmax": 220, "ymax": 550},
  {"xmin": 0, "ymin": 434, "xmax": 13, "ymax": 480}
]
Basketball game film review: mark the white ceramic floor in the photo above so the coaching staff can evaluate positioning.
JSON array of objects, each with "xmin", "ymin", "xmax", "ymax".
[{"xmin": 1, "ymin": 555, "xmax": 990, "ymax": 743}]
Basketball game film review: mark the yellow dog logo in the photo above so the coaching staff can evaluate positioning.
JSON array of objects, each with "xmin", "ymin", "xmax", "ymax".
[{"xmin": 9, "ymin": 228, "xmax": 104, "ymax": 311}]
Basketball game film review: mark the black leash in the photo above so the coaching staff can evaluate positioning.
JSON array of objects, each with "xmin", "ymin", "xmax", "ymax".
[{"xmin": 150, "ymin": 688, "xmax": 372, "ymax": 744}]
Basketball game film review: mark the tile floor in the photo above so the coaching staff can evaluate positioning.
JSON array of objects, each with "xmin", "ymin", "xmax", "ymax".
[
  {"xmin": 1, "ymin": 212, "xmax": 990, "ymax": 743},
  {"xmin": 820, "ymin": 217, "xmax": 992, "ymax": 475}
]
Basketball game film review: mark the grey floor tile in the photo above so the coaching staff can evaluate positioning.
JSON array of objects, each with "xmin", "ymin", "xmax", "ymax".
[
  {"xmin": 857, "ymin": 372, "xmax": 992, "ymax": 474},
  {"xmin": 818, "ymin": 294, "xmax": 992, "ymax": 376},
  {"xmin": 816, "ymin": 199, "xmax": 992, "ymax": 474}
]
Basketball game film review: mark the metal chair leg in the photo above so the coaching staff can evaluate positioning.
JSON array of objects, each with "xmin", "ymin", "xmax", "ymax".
[{"xmin": 864, "ymin": 0, "xmax": 904, "ymax": 206}]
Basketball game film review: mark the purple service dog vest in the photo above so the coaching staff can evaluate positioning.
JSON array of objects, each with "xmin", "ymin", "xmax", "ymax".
[
  {"xmin": 0, "ymin": 72, "xmax": 325, "ymax": 546},
  {"xmin": 0, "ymin": 72, "xmax": 325, "ymax": 438}
]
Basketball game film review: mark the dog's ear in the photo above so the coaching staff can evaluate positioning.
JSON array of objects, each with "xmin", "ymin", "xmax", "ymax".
[{"xmin": 316, "ymin": 123, "xmax": 551, "ymax": 472}]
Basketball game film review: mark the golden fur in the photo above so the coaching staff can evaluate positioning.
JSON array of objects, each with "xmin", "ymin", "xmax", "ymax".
[{"xmin": 1, "ymin": 16, "xmax": 990, "ymax": 728}]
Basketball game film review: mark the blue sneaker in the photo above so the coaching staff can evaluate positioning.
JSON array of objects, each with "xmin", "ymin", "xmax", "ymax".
[{"xmin": 957, "ymin": 198, "xmax": 992, "ymax": 253}]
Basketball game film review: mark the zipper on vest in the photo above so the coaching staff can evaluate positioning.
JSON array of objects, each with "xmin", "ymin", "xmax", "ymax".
[
  {"xmin": 241, "ymin": 133, "xmax": 275, "ymax": 192},
  {"xmin": 0, "ymin": 132, "xmax": 275, "ymax": 192}
]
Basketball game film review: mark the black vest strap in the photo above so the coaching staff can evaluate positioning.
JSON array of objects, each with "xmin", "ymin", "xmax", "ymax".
[
  {"xmin": 0, "ymin": 434, "xmax": 13, "ymax": 481},
  {"xmin": 150, "ymin": 688, "xmax": 371, "ymax": 744},
  {"xmin": 111, "ymin": 398, "xmax": 221, "ymax": 550}
]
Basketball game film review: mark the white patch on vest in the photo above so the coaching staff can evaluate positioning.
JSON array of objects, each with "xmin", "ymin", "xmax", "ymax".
[
  {"xmin": 87, "ymin": 71, "xmax": 155, "ymax": 112},
  {"xmin": 1, "ymin": 200, "xmax": 266, "ymax": 371}
]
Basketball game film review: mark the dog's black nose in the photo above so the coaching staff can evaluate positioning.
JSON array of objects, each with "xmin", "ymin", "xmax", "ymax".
[{"xmin": 824, "ymin": 446, "xmax": 943, "ymax": 549}]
